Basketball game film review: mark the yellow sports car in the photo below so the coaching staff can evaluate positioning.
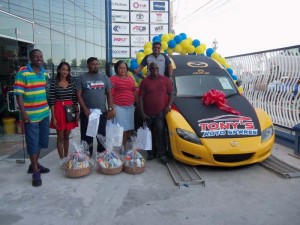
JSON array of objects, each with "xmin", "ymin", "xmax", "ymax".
[{"xmin": 165, "ymin": 55, "xmax": 274, "ymax": 167}]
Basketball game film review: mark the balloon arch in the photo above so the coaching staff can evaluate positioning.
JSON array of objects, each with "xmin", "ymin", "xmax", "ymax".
[{"xmin": 128, "ymin": 32, "xmax": 238, "ymax": 88}]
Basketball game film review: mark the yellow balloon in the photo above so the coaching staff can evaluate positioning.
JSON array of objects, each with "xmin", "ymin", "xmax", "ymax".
[
  {"xmin": 200, "ymin": 43, "xmax": 207, "ymax": 51},
  {"xmin": 161, "ymin": 34, "xmax": 170, "ymax": 42},
  {"xmin": 187, "ymin": 45, "xmax": 195, "ymax": 54},
  {"xmin": 137, "ymin": 56, "xmax": 143, "ymax": 64},
  {"xmin": 186, "ymin": 37, "xmax": 193, "ymax": 44},
  {"xmin": 174, "ymin": 44, "xmax": 182, "ymax": 53},
  {"xmin": 136, "ymin": 52, "xmax": 145, "ymax": 59},
  {"xmin": 168, "ymin": 33, "xmax": 175, "ymax": 40},
  {"xmin": 144, "ymin": 48, "xmax": 152, "ymax": 55},
  {"xmin": 142, "ymin": 66, "xmax": 147, "ymax": 75},
  {"xmin": 218, "ymin": 57, "xmax": 226, "ymax": 65},
  {"xmin": 195, "ymin": 46, "xmax": 204, "ymax": 54},
  {"xmin": 161, "ymin": 41, "xmax": 168, "ymax": 50},
  {"xmin": 224, "ymin": 63, "xmax": 230, "ymax": 69},
  {"xmin": 237, "ymin": 86, "xmax": 244, "ymax": 94},
  {"xmin": 160, "ymin": 49, "xmax": 164, "ymax": 53},
  {"xmin": 180, "ymin": 50, "xmax": 187, "ymax": 55},
  {"xmin": 167, "ymin": 48, "xmax": 173, "ymax": 55},
  {"xmin": 211, "ymin": 52, "xmax": 220, "ymax": 60},
  {"xmin": 180, "ymin": 40, "xmax": 189, "ymax": 49},
  {"xmin": 144, "ymin": 42, "xmax": 152, "ymax": 49}
]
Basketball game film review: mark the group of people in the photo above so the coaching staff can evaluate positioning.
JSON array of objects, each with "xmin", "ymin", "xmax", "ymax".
[{"xmin": 13, "ymin": 42, "xmax": 174, "ymax": 187}]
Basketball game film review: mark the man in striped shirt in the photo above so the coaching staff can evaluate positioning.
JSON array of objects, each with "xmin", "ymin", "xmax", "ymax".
[{"xmin": 14, "ymin": 49, "xmax": 50, "ymax": 187}]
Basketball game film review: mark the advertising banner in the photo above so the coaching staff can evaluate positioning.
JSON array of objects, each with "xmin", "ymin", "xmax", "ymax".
[
  {"xmin": 131, "ymin": 35, "xmax": 149, "ymax": 46},
  {"xmin": 150, "ymin": 24, "xmax": 168, "ymax": 35},
  {"xmin": 112, "ymin": 23, "xmax": 130, "ymax": 34},
  {"xmin": 150, "ymin": 12, "xmax": 168, "ymax": 23},
  {"xmin": 150, "ymin": 1, "xmax": 168, "ymax": 12},
  {"xmin": 112, "ymin": 35, "xmax": 130, "ymax": 46},
  {"xmin": 131, "ymin": 47, "xmax": 144, "ymax": 58},
  {"xmin": 112, "ymin": 11, "xmax": 130, "ymax": 22},
  {"xmin": 112, "ymin": 46, "xmax": 130, "ymax": 58},
  {"xmin": 130, "ymin": 0, "xmax": 149, "ymax": 11},
  {"xmin": 131, "ymin": 23, "xmax": 149, "ymax": 34},
  {"xmin": 112, "ymin": 0, "xmax": 130, "ymax": 10},
  {"xmin": 131, "ymin": 11, "xmax": 149, "ymax": 23}
]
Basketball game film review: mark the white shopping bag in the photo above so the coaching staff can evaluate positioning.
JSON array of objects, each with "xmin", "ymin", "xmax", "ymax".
[
  {"xmin": 106, "ymin": 119, "xmax": 124, "ymax": 147},
  {"xmin": 136, "ymin": 124, "xmax": 152, "ymax": 151},
  {"xmin": 86, "ymin": 109, "xmax": 102, "ymax": 137}
]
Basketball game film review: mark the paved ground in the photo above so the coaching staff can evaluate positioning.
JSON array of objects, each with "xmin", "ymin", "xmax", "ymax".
[{"xmin": 0, "ymin": 142, "xmax": 300, "ymax": 225}]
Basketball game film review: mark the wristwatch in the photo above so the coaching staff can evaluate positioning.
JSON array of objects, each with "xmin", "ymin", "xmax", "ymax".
[{"xmin": 108, "ymin": 107, "xmax": 113, "ymax": 111}]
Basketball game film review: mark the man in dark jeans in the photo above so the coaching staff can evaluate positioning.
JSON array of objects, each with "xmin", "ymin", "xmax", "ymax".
[
  {"xmin": 76, "ymin": 57, "xmax": 115, "ymax": 156},
  {"xmin": 138, "ymin": 62, "xmax": 174, "ymax": 163}
]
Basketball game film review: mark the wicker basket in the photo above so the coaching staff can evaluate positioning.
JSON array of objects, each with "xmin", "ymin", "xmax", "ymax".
[
  {"xmin": 123, "ymin": 165, "xmax": 145, "ymax": 174},
  {"xmin": 97, "ymin": 165, "xmax": 123, "ymax": 175},
  {"xmin": 64, "ymin": 166, "xmax": 92, "ymax": 178}
]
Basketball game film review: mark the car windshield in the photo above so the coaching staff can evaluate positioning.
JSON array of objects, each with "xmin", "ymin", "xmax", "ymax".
[{"xmin": 175, "ymin": 75, "xmax": 238, "ymax": 97}]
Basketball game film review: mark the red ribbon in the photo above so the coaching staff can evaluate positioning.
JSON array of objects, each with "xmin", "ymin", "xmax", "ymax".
[{"xmin": 202, "ymin": 89, "xmax": 241, "ymax": 115}]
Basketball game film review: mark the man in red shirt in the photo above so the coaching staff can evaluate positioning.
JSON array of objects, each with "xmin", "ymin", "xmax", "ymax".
[{"xmin": 138, "ymin": 62, "xmax": 174, "ymax": 163}]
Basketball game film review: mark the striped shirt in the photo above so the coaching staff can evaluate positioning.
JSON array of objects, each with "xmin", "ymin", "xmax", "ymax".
[
  {"xmin": 49, "ymin": 80, "xmax": 77, "ymax": 106},
  {"xmin": 110, "ymin": 75, "xmax": 136, "ymax": 106},
  {"xmin": 13, "ymin": 64, "xmax": 49, "ymax": 122}
]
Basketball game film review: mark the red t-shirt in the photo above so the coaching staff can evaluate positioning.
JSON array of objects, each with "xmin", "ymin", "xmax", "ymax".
[
  {"xmin": 110, "ymin": 75, "xmax": 136, "ymax": 106},
  {"xmin": 139, "ymin": 75, "xmax": 173, "ymax": 115}
]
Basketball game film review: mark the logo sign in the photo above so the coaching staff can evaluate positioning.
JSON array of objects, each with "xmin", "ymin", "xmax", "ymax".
[
  {"xmin": 187, "ymin": 61, "xmax": 209, "ymax": 68},
  {"xmin": 112, "ymin": 11, "xmax": 129, "ymax": 22},
  {"xmin": 112, "ymin": 35, "xmax": 130, "ymax": 46},
  {"xmin": 150, "ymin": 12, "xmax": 168, "ymax": 23},
  {"xmin": 131, "ymin": 1, "xmax": 149, "ymax": 11},
  {"xmin": 150, "ymin": 24, "xmax": 168, "ymax": 34},
  {"xmin": 112, "ymin": 23, "xmax": 129, "ymax": 34},
  {"xmin": 131, "ymin": 23, "xmax": 149, "ymax": 34},
  {"xmin": 198, "ymin": 115, "xmax": 258, "ymax": 138},
  {"xmin": 151, "ymin": 1, "xmax": 168, "ymax": 11},
  {"xmin": 112, "ymin": 0, "xmax": 129, "ymax": 10},
  {"xmin": 112, "ymin": 47, "xmax": 130, "ymax": 58},
  {"xmin": 131, "ymin": 35, "xmax": 149, "ymax": 46},
  {"xmin": 131, "ymin": 47, "xmax": 143, "ymax": 58},
  {"xmin": 131, "ymin": 12, "xmax": 149, "ymax": 23}
]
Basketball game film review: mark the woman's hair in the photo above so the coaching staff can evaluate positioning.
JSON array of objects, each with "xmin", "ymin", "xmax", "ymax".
[
  {"xmin": 114, "ymin": 60, "xmax": 128, "ymax": 75},
  {"xmin": 56, "ymin": 62, "xmax": 71, "ymax": 83}
]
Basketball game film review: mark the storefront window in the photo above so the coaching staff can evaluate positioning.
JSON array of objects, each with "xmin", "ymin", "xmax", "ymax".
[
  {"xmin": 64, "ymin": 0, "xmax": 75, "ymax": 37},
  {"xmin": 51, "ymin": 30, "xmax": 65, "ymax": 66},
  {"xmin": 65, "ymin": 35, "xmax": 76, "ymax": 66},
  {"xmin": 34, "ymin": 24, "xmax": 51, "ymax": 66}
]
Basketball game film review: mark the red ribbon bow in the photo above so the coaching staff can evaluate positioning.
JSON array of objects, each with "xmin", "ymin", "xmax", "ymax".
[{"xmin": 202, "ymin": 89, "xmax": 241, "ymax": 115}]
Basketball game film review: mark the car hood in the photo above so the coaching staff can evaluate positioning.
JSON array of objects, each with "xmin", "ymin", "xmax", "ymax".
[{"xmin": 173, "ymin": 94, "xmax": 261, "ymax": 138}]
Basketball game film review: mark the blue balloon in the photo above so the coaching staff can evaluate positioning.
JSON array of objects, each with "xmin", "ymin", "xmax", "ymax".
[
  {"xmin": 179, "ymin": 33, "xmax": 187, "ymax": 40},
  {"xmin": 131, "ymin": 58, "xmax": 137, "ymax": 64},
  {"xmin": 168, "ymin": 40, "xmax": 176, "ymax": 49},
  {"xmin": 231, "ymin": 74, "xmax": 238, "ymax": 80},
  {"xmin": 130, "ymin": 62, "xmax": 139, "ymax": 70},
  {"xmin": 174, "ymin": 35, "xmax": 182, "ymax": 44},
  {"xmin": 159, "ymin": 34, "xmax": 163, "ymax": 37},
  {"xmin": 192, "ymin": 39, "xmax": 201, "ymax": 47},
  {"xmin": 206, "ymin": 48, "xmax": 215, "ymax": 57},
  {"xmin": 138, "ymin": 49, "xmax": 144, "ymax": 52},
  {"xmin": 152, "ymin": 36, "xmax": 161, "ymax": 43},
  {"xmin": 226, "ymin": 68, "xmax": 233, "ymax": 75}
]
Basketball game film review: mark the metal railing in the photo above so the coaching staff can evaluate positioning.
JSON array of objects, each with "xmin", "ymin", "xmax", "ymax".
[{"xmin": 226, "ymin": 46, "xmax": 300, "ymax": 129}]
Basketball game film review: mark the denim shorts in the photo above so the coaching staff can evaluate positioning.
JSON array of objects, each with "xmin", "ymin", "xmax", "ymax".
[
  {"xmin": 24, "ymin": 117, "xmax": 49, "ymax": 156},
  {"xmin": 114, "ymin": 104, "xmax": 134, "ymax": 131}
]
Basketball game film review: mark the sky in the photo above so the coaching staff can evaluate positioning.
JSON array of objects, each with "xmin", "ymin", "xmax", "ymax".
[{"xmin": 173, "ymin": 0, "xmax": 300, "ymax": 57}]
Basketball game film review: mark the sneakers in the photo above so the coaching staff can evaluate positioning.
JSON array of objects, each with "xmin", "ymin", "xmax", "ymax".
[
  {"xmin": 27, "ymin": 163, "xmax": 50, "ymax": 174},
  {"xmin": 32, "ymin": 172, "xmax": 42, "ymax": 187}
]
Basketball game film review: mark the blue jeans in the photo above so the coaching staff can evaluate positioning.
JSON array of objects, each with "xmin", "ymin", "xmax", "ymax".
[{"xmin": 145, "ymin": 111, "xmax": 166, "ymax": 158}]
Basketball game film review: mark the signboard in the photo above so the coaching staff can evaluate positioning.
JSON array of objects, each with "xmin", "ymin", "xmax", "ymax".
[
  {"xmin": 112, "ymin": 11, "xmax": 129, "ymax": 22},
  {"xmin": 112, "ymin": 0, "xmax": 129, "ymax": 10},
  {"xmin": 131, "ymin": 35, "xmax": 149, "ymax": 46},
  {"xmin": 112, "ymin": 46, "xmax": 130, "ymax": 58},
  {"xmin": 150, "ymin": 12, "xmax": 168, "ymax": 23},
  {"xmin": 150, "ymin": 1, "xmax": 168, "ymax": 12},
  {"xmin": 150, "ymin": 24, "xmax": 168, "ymax": 34},
  {"xmin": 112, "ymin": 23, "xmax": 130, "ymax": 34},
  {"xmin": 112, "ymin": 35, "xmax": 130, "ymax": 46},
  {"xmin": 131, "ymin": 11, "xmax": 149, "ymax": 23},
  {"xmin": 131, "ymin": 23, "xmax": 149, "ymax": 34},
  {"xmin": 130, "ymin": 0, "xmax": 149, "ymax": 11},
  {"xmin": 131, "ymin": 47, "xmax": 144, "ymax": 58}
]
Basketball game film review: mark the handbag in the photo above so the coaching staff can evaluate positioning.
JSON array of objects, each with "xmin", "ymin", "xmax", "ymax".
[
  {"xmin": 106, "ymin": 119, "xmax": 124, "ymax": 147},
  {"xmin": 136, "ymin": 122, "xmax": 152, "ymax": 151},
  {"xmin": 58, "ymin": 84, "xmax": 77, "ymax": 123}
]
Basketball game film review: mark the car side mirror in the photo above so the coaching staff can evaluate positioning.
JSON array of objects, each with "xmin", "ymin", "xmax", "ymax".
[{"xmin": 236, "ymin": 79, "xmax": 242, "ymax": 87}]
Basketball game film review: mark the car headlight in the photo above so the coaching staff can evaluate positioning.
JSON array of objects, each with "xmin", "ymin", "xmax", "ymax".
[
  {"xmin": 176, "ymin": 128, "xmax": 202, "ymax": 144},
  {"xmin": 261, "ymin": 125, "xmax": 274, "ymax": 142}
]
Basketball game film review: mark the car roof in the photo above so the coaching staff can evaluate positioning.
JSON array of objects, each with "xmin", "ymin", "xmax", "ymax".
[{"xmin": 169, "ymin": 55, "xmax": 229, "ymax": 77}]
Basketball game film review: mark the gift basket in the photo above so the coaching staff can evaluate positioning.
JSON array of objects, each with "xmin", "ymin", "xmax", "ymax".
[
  {"xmin": 62, "ymin": 131, "xmax": 93, "ymax": 178},
  {"xmin": 123, "ymin": 136, "xmax": 146, "ymax": 174},
  {"xmin": 96, "ymin": 134, "xmax": 123, "ymax": 175}
]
